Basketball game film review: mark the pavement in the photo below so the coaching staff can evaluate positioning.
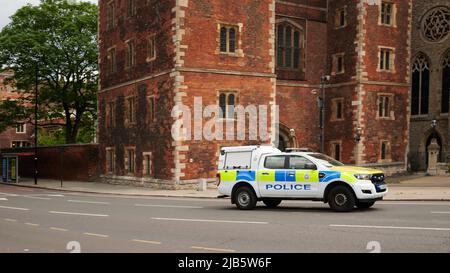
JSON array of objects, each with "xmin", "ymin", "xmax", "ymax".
[
  {"xmin": 0, "ymin": 184, "xmax": 449, "ymax": 253},
  {"xmin": 1, "ymin": 173, "xmax": 450, "ymax": 201}
]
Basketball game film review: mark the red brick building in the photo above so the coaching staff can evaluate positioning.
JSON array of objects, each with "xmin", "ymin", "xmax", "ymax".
[
  {"xmin": 0, "ymin": 70, "xmax": 34, "ymax": 149},
  {"xmin": 98, "ymin": 0, "xmax": 412, "ymax": 188}
]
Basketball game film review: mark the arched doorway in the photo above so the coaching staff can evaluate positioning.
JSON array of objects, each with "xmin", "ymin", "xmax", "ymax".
[
  {"xmin": 425, "ymin": 132, "xmax": 443, "ymax": 165},
  {"xmin": 276, "ymin": 124, "xmax": 296, "ymax": 152}
]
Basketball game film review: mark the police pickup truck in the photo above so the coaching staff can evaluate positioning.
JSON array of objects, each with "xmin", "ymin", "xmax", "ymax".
[{"xmin": 217, "ymin": 145, "xmax": 388, "ymax": 212}]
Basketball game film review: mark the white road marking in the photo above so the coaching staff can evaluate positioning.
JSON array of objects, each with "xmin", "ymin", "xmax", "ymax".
[
  {"xmin": 22, "ymin": 196, "xmax": 51, "ymax": 200},
  {"xmin": 190, "ymin": 246, "xmax": 236, "ymax": 253},
  {"xmin": 0, "ymin": 198, "xmax": 7, "ymax": 201},
  {"xmin": 330, "ymin": 224, "xmax": 450, "ymax": 232},
  {"xmin": 431, "ymin": 211, "xmax": 450, "ymax": 214},
  {"xmin": 131, "ymin": 239, "xmax": 162, "ymax": 245},
  {"xmin": 378, "ymin": 202, "xmax": 450, "ymax": 206},
  {"xmin": 0, "ymin": 205, "xmax": 29, "ymax": 211},
  {"xmin": 4, "ymin": 218, "xmax": 17, "ymax": 222},
  {"xmin": 25, "ymin": 223, "xmax": 39, "ymax": 227},
  {"xmin": 47, "ymin": 194, "xmax": 64, "ymax": 197},
  {"xmin": 151, "ymin": 217, "xmax": 268, "ymax": 225},
  {"xmin": 83, "ymin": 232, "xmax": 109, "ymax": 238},
  {"xmin": 49, "ymin": 211, "xmax": 109, "ymax": 217},
  {"xmin": 67, "ymin": 200, "xmax": 110, "ymax": 205},
  {"xmin": 135, "ymin": 204, "xmax": 203, "ymax": 209},
  {"xmin": 50, "ymin": 227, "xmax": 68, "ymax": 232},
  {"xmin": 0, "ymin": 193, "xmax": 18, "ymax": 197}
]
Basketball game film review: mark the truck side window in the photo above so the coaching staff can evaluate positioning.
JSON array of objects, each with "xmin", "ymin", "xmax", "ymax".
[
  {"xmin": 264, "ymin": 156, "xmax": 286, "ymax": 169},
  {"xmin": 289, "ymin": 156, "xmax": 316, "ymax": 170}
]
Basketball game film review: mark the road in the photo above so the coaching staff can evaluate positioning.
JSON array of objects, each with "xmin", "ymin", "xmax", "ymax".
[{"xmin": 0, "ymin": 184, "xmax": 449, "ymax": 253}]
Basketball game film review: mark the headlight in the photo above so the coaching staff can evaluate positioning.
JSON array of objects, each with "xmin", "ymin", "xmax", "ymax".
[{"xmin": 354, "ymin": 174, "xmax": 372, "ymax": 180}]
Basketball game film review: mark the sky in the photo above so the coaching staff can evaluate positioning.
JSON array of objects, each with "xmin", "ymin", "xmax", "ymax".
[{"xmin": 0, "ymin": 0, "xmax": 98, "ymax": 30}]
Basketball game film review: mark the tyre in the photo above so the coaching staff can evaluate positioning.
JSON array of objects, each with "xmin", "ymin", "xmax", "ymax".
[
  {"xmin": 328, "ymin": 186, "xmax": 356, "ymax": 212},
  {"xmin": 234, "ymin": 186, "xmax": 257, "ymax": 210},
  {"xmin": 263, "ymin": 199, "xmax": 282, "ymax": 208},
  {"xmin": 356, "ymin": 201, "xmax": 375, "ymax": 209}
]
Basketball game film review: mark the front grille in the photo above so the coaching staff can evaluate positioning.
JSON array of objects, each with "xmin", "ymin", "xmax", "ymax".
[{"xmin": 371, "ymin": 173, "xmax": 386, "ymax": 193}]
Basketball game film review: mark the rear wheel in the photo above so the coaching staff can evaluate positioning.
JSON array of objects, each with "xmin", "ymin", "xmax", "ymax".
[
  {"xmin": 356, "ymin": 201, "xmax": 375, "ymax": 209},
  {"xmin": 263, "ymin": 199, "xmax": 282, "ymax": 208},
  {"xmin": 328, "ymin": 186, "xmax": 356, "ymax": 212},
  {"xmin": 234, "ymin": 186, "xmax": 257, "ymax": 210}
]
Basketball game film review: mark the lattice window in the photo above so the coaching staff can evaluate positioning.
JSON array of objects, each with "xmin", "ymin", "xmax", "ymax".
[
  {"xmin": 276, "ymin": 23, "xmax": 303, "ymax": 70},
  {"xmin": 411, "ymin": 53, "xmax": 430, "ymax": 115},
  {"xmin": 442, "ymin": 51, "xmax": 450, "ymax": 113},
  {"xmin": 421, "ymin": 7, "xmax": 450, "ymax": 42}
]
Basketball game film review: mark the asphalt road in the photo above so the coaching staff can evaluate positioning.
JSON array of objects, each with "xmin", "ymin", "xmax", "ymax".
[{"xmin": 0, "ymin": 184, "xmax": 449, "ymax": 253}]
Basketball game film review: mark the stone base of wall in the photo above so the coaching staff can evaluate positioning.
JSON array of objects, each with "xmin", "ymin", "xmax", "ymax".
[
  {"xmin": 428, "ymin": 163, "xmax": 450, "ymax": 176},
  {"xmin": 100, "ymin": 175, "xmax": 216, "ymax": 190},
  {"xmin": 358, "ymin": 162, "xmax": 406, "ymax": 176}
]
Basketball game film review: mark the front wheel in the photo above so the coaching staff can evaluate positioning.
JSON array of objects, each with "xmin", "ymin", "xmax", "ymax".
[
  {"xmin": 356, "ymin": 201, "xmax": 375, "ymax": 209},
  {"xmin": 328, "ymin": 186, "xmax": 356, "ymax": 212},
  {"xmin": 234, "ymin": 186, "xmax": 257, "ymax": 210},
  {"xmin": 263, "ymin": 199, "xmax": 282, "ymax": 208}
]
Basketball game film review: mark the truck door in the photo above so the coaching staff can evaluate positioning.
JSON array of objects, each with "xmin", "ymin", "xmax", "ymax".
[
  {"xmin": 257, "ymin": 155, "xmax": 288, "ymax": 197},
  {"xmin": 284, "ymin": 155, "xmax": 319, "ymax": 197}
]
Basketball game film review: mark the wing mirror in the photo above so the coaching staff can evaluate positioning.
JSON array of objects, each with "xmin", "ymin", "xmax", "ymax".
[{"xmin": 304, "ymin": 163, "xmax": 317, "ymax": 170}]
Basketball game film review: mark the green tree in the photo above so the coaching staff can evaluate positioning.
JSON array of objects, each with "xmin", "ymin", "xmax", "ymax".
[{"xmin": 0, "ymin": 0, "xmax": 98, "ymax": 144}]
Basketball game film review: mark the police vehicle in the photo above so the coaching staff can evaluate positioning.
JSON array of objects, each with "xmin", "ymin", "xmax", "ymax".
[{"xmin": 217, "ymin": 145, "xmax": 388, "ymax": 212}]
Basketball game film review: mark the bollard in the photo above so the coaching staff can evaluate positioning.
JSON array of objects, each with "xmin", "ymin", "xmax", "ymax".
[{"xmin": 198, "ymin": 179, "xmax": 207, "ymax": 191}]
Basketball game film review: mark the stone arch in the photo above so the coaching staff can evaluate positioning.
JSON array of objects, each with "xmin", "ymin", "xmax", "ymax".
[
  {"xmin": 420, "ymin": 127, "xmax": 446, "ymax": 165},
  {"xmin": 276, "ymin": 123, "xmax": 297, "ymax": 152}
]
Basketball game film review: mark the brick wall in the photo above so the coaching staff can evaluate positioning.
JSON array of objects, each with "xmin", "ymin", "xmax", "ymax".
[{"xmin": 0, "ymin": 144, "xmax": 100, "ymax": 182}]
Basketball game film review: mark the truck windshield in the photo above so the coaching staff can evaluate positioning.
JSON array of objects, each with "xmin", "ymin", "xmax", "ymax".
[{"xmin": 308, "ymin": 153, "xmax": 345, "ymax": 167}]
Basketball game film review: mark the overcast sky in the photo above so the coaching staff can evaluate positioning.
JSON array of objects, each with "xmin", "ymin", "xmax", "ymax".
[{"xmin": 0, "ymin": 0, "xmax": 98, "ymax": 30}]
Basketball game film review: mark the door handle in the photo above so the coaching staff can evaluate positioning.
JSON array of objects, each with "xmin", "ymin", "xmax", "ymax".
[{"xmin": 262, "ymin": 172, "xmax": 269, "ymax": 175}]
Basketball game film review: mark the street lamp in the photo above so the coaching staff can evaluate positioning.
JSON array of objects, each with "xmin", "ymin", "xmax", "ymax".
[
  {"xmin": 319, "ymin": 75, "xmax": 330, "ymax": 153},
  {"xmin": 34, "ymin": 64, "xmax": 38, "ymax": 185}
]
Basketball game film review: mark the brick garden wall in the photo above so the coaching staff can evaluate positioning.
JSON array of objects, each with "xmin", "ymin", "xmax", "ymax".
[{"xmin": 0, "ymin": 144, "xmax": 100, "ymax": 182}]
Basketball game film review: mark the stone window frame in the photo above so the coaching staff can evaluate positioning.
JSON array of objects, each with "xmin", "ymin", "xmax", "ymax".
[
  {"xmin": 11, "ymin": 140, "xmax": 31, "ymax": 148},
  {"xmin": 331, "ymin": 52, "xmax": 345, "ymax": 75},
  {"xmin": 334, "ymin": 6, "xmax": 348, "ymax": 29},
  {"xmin": 124, "ymin": 146, "xmax": 136, "ymax": 175},
  {"xmin": 379, "ymin": 1, "xmax": 397, "ymax": 27},
  {"xmin": 411, "ymin": 53, "xmax": 430, "ymax": 117},
  {"xmin": 441, "ymin": 50, "xmax": 450, "ymax": 114},
  {"xmin": 125, "ymin": 38, "xmax": 136, "ymax": 69},
  {"xmin": 331, "ymin": 98, "xmax": 345, "ymax": 122},
  {"xmin": 330, "ymin": 141, "xmax": 342, "ymax": 162},
  {"xmin": 217, "ymin": 90, "xmax": 239, "ymax": 120},
  {"xmin": 106, "ymin": 0, "xmax": 116, "ymax": 31},
  {"xmin": 377, "ymin": 46, "xmax": 396, "ymax": 73},
  {"xmin": 125, "ymin": 95, "xmax": 137, "ymax": 126},
  {"xmin": 376, "ymin": 93, "xmax": 395, "ymax": 120},
  {"xmin": 126, "ymin": 0, "xmax": 137, "ymax": 18},
  {"xmin": 106, "ymin": 100, "xmax": 116, "ymax": 128},
  {"xmin": 105, "ymin": 147, "xmax": 115, "ymax": 174},
  {"xmin": 15, "ymin": 123, "xmax": 26, "ymax": 134},
  {"xmin": 275, "ymin": 20, "xmax": 305, "ymax": 72},
  {"xmin": 379, "ymin": 140, "xmax": 392, "ymax": 163},
  {"xmin": 216, "ymin": 23, "xmax": 244, "ymax": 57},
  {"xmin": 146, "ymin": 34, "xmax": 157, "ymax": 62},
  {"xmin": 106, "ymin": 46, "xmax": 117, "ymax": 75},
  {"xmin": 142, "ymin": 152, "xmax": 153, "ymax": 177},
  {"xmin": 420, "ymin": 6, "xmax": 450, "ymax": 44},
  {"xmin": 148, "ymin": 95, "xmax": 156, "ymax": 123}
]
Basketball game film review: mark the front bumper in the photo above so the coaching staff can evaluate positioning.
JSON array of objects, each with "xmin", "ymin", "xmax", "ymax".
[{"xmin": 353, "ymin": 180, "xmax": 388, "ymax": 200}]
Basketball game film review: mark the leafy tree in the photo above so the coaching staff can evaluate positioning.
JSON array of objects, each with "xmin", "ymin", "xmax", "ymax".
[{"xmin": 0, "ymin": 0, "xmax": 98, "ymax": 143}]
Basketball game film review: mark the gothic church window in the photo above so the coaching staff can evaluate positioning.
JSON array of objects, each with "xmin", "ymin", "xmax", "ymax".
[
  {"xmin": 411, "ymin": 53, "xmax": 430, "ymax": 116},
  {"xmin": 442, "ymin": 51, "xmax": 450, "ymax": 113},
  {"xmin": 421, "ymin": 7, "xmax": 450, "ymax": 43}
]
